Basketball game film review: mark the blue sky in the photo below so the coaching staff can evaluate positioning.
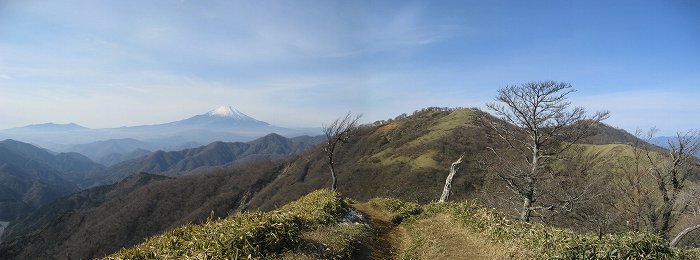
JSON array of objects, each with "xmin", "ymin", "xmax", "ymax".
[{"xmin": 0, "ymin": 0, "xmax": 698, "ymax": 135}]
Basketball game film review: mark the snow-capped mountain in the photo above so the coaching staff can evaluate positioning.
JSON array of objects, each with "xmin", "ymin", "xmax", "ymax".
[
  {"xmin": 207, "ymin": 106, "xmax": 254, "ymax": 119},
  {"xmin": 164, "ymin": 106, "xmax": 269, "ymax": 129}
]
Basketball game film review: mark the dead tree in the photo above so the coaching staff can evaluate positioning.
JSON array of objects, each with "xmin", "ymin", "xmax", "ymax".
[
  {"xmin": 484, "ymin": 81, "xmax": 609, "ymax": 222},
  {"xmin": 644, "ymin": 129, "xmax": 700, "ymax": 240},
  {"xmin": 671, "ymin": 224, "xmax": 700, "ymax": 247},
  {"xmin": 323, "ymin": 112, "xmax": 361, "ymax": 191},
  {"xmin": 439, "ymin": 154, "xmax": 465, "ymax": 202}
]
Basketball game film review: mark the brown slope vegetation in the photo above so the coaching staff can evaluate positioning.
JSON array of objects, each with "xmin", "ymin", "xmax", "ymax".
[
  {"xmin": 1, "ymin": 173, "xmax": 171, "ymax": 242},
  {"xmin": 0, "ymin": 161, "xmax": 285, "ymax": 260},
  {"xmin": 0, "ymin": 139, "xmax": 105, "ymax": 221}
]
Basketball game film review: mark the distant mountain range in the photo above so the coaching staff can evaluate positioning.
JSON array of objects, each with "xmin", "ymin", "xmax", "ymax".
[
  {"xmin": 650, "ymin": 136, "xmax": 700, "ymax": 157},
  {"xmin": 2, "ymin": 123, "xmax": 88, "ymax": 133},
  {"xmin": 0, "ymin": 106, "xmax": 320, "ymax": 164}
]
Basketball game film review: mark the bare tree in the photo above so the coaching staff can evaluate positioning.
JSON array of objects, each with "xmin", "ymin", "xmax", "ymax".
[
  {"xmin": 611, "ymin": 129, "xmax": 656, "ymax": 232},
  {"xmin": 439, "ymin": 154, "xmax": 465, "ymax": 202},
  {"xmin": 643, "ymin": 129, "xmax": 700, "ymax": 240},
  {"xmin": 483, "ymin": 81, "xmax": 609, "ymax": 222},
  {"xmin": 544, "ymin": 145, "xmax": 617, "ymax": 234},
  {"xmin": 323, "ymin": 112, "xmax": 361, "ymax": 191}
]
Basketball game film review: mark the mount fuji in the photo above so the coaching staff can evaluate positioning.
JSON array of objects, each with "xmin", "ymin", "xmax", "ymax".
[{"xmin": 163, "ymin": 106, "xmax": 270, "ymax": 129}]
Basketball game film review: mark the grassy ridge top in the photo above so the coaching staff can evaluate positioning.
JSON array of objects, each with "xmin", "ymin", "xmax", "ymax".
[
  {"xmin": 369, "ymin": 198, "xmax": 699, "ymax": 259},
  {"xmin": 105, "ymin": 189, "xmax": 350, "ymax": 259}
]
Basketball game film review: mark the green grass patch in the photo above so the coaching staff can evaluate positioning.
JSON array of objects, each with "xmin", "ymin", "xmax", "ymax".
[
  {"xmin": 578, "ymin": 143, "xmax": 636, "ymax": 159},
  {"xmin": 368, "ymin": 148, "xmax": 411, "ymax": 166},
  {"xmin": 369, "ymin": 148, "xmax": 439, "ymax": 169},
  {"xmin": 410, "ymin": 150, "xmax": 440, "ymax": 170},
  {"xmin": 407, "ymin": 109, "xmax": 474, "ymax": 146}
]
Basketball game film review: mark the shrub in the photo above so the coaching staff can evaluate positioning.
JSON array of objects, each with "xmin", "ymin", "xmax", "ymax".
[{"xmin": 280, "ymin": 189, "xmax": 346, "ymax": 226}]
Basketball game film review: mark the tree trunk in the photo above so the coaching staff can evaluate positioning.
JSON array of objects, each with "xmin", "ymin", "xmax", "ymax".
[
  {"xmin": 439, "ymin": 154, "xmax": 465, "ymax": 202},
  {"xmin": 521, "ymin": 197, "xmax": 533, "ymax": 222},
  {"xmin": 671, "ymin": 224, "xmax": 700, "ymax": 247},
  {"xmin": 660, "ymin": 197, "xmax": 673, "ymax": 240},
  {"xmin": 329, "ymin": 164, "xmax": 337, "ymax": 191}
]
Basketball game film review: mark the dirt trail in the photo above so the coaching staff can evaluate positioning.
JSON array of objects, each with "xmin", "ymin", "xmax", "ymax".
[
  {"xmin": 352, "ymin": 203, "xmax": 407, "ymax": 260},
  {"xmin": 351, "ymin": 204, "xmax": 522, "ymax": 260}
]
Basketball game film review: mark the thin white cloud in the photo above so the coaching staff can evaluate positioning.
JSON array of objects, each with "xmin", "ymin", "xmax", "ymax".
[{"xmin": 574, "ymin": 90, "xmax": 700, "ymax": 135}]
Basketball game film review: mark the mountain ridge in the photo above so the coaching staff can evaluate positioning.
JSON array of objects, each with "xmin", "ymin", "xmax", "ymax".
[{"xmin": 0, "ymin": 106, "xmax": 320, "ymax": 153}]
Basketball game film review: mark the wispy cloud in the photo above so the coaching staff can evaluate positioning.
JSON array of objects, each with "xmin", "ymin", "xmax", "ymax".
[{"xmin": 575, "ymin": 90, "xmax": 700, "ymax": 135}]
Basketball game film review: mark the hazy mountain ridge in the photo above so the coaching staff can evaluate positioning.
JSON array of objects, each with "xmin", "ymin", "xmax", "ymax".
[
  {"xmin": 651, "ymin": 136, "xmax": 700, "ymax": 157},
  {"xmin": 0, "ymin": 106, "xmax": 320, "ymax": 154},
  {"xmin": 86, "ymin": 133, "xmax": 322, "ymax": 186},
  {"xmin": 93, "ymin": 148, "xmax": 152, "ymax": 167},
  {"xmin": 2, "ymin": 123, "xmax": 88, "ymax": 133},
  {"xmin": 66, "ymin": 138, "xmax": 153, "ymax": 164}
]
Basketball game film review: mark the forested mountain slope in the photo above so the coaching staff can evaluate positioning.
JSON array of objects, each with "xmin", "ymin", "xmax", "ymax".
[{"xmin": 0, "ymin": 140, "xmax": 104, "ymax": 221}]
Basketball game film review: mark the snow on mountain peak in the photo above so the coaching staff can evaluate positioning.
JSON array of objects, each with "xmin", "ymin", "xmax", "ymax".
[{"xmin": 206, "ymin": 106, "xmax": 252, "ymax": 120}]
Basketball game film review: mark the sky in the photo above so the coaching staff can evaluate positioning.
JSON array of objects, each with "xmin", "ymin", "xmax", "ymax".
[{"xmin": 0, "ymin": 0, "xmax": 698, "ymax": 135}]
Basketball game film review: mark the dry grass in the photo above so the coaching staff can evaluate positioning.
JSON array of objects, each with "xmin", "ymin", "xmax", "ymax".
[
  {"xmin": 378, "ymin": 122, "xmax": 401, "ymax": 133},
  {"xmin": 402, "ymin": 214, "xmax": 527, "ymax": 260}
]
